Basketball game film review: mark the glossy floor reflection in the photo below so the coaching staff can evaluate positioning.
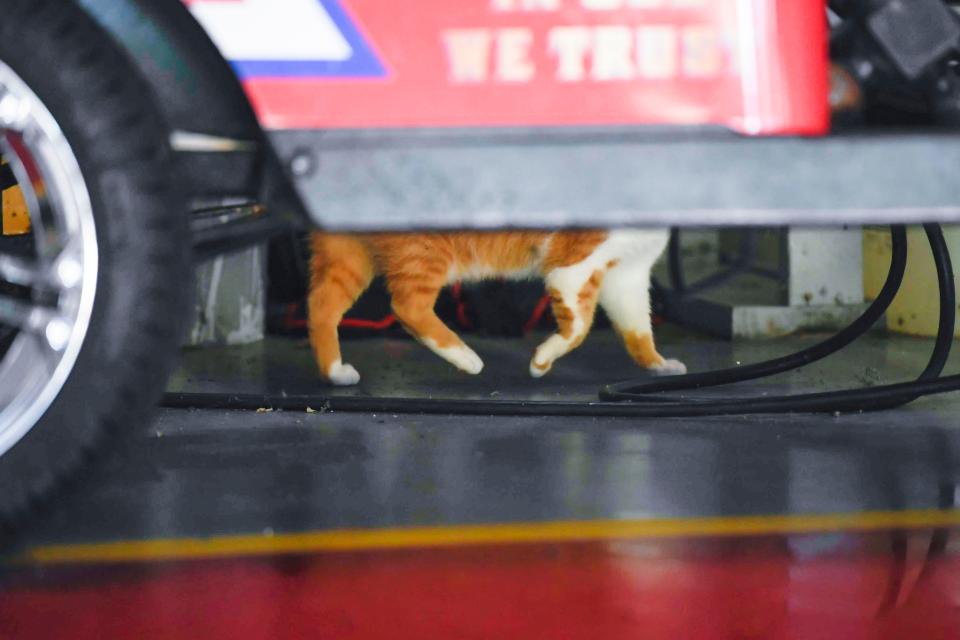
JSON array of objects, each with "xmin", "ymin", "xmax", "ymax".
[{"xmin": 3, "ymin": 330, "xmax": 960, "ymax": 638}]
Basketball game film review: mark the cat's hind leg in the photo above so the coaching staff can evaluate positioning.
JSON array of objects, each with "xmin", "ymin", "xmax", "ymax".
[
  {"xmin": 388, "ymin": 272, "xmax": 484, "ymax": 375},
  {"xmin": 308, "ymin": 234, "xmax": 375, "ymax": 386},
  {"xmin": 530, "ymin": 265, "xmax": 604, "ymax": 377},
  {"xmin": 599, "ymin": 260, "xmax": 686, "ymax": 375}
]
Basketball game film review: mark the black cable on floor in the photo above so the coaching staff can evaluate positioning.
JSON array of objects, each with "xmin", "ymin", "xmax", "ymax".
[
  {"xmin": 600, "ymin": 224, "xmax": 955, "ymax": 413},
  {"xmin": 608, "ymin": 226, "xmax": 908, "ymax": 401},
  {"xmin": 162, "ymin": 224, "xmax": 960, "ymax": 418}
]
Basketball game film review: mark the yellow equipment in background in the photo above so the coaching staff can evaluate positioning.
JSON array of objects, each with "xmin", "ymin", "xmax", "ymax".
[{"xmin": 864, "ymin": 226, "xmax": 960, "ymax": 338}]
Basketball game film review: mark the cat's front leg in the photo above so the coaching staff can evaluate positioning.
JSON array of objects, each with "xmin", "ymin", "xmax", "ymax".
[
  {"xmin": 390, "ymin": 283, "xmax": 484, "ymax": 375},
  {"xmin": 598, "ymin": 260, "xmax": 686, "ymax": 376},
  {"xmin": 308, "ymin": 234, "xmax": 375, "ymax": 386}
]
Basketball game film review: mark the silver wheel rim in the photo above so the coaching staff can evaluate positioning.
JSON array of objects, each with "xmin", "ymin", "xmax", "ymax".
[{"xmin": 0, "ymin": 61, "xmax": 98, "ymax": 458}]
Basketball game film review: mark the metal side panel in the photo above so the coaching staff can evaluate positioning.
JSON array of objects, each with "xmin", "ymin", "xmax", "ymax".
[{"xmin": 268, "ymin": 127, "xmax": 960, "ymax": 230}]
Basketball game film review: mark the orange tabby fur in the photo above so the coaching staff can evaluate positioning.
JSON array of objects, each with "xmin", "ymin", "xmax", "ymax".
[{"xmin": 308, "ymin": 230, "xmax": 683, "ymax": 386}]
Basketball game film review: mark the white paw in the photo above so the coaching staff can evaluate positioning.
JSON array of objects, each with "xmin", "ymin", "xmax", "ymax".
[
  {"xmin": 327, "ymin": 360, "xmax": 361, "ymax": 386},
  {"xmin": 443, "ymin": 345, "xmax": 485, "ymax": 374},
  {"xmin": 529, "ymin": 335, "xmax": 570, "ymax": 378},
  {"xmin": 649, "ymin": 358, "xmax": 687, "ymax": 376},
  {"xmin": 529, "ymin": 359, "xmax": 551, "ymax": 378},
  {"xmin": 422, "ymin": 338, "xmax": 484, "ymax": 375}
]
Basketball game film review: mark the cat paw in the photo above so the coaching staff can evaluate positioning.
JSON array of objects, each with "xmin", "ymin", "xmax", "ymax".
[
  {"xmin": 423, "ymin": 339, "xmax": 484, "ymax": 375},
  {"xmin": 327, "ymin": 360, "xmax": 361, "ymax": 386},
  {"xmin": 449, "ymin": 346, "xmax": 484, "ymax": 375},
  {"xmin": 649, "ymin": 358, "xmax": 687, "ymax": 376},
  {"xmin": 529, "ymin": 359, "xmax": 552, "ymax": 378}
]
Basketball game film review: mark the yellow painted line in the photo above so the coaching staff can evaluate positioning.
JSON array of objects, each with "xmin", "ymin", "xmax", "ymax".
[{"xmin": 17, "ymin": 509, "xmax": 960, "ymax": 566}]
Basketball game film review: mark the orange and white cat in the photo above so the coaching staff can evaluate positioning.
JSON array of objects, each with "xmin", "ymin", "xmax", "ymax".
[{"xmin": 308, "ymin": 229, "xmax": 685, "ymax": 386}]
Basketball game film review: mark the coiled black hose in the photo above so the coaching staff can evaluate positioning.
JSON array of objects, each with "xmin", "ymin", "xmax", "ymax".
[{"xmin": 599, "ymin": 224, "xmax": 954, "ymax": 413}]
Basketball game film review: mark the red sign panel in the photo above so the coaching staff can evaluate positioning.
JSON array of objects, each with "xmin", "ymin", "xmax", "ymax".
[{"xmin": 190, "ymin": 0, "xmax": 829, "ymax": 135}]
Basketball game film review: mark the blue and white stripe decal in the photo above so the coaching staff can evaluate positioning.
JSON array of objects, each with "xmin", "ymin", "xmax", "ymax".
[{"xmin": 187, "ymin": 0, "xmax": 386, "ymax": 79}]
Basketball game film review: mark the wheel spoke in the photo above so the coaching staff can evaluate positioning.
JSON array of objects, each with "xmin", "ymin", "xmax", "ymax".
[
  {"xmin": 0, "ymin": 335, "xmax": 48, "ymax": 407},
  {"xmin": 0, "ymin": 293, "xmax": 37, "ymax": 329},
  {"xmin": 0, "ymin": 242, "xmax": 83, "ymax": 291},
  {"xmin": 0, "ymin": 253, "xmax": 42, "ymax": 287},
  {"xmin": 0, "ymin": 292, "xmax": 70, "ymax": 349}
]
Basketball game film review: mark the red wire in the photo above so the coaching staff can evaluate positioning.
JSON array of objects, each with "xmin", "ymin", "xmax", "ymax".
[
  {"xmin": 339, "ymin": 314, "xmax": 398, "ymax": 330},
  {"xmin": 523, "ymin": 294, "xmax": 552, "ymax": 334},
  {"xmin": 283, "ymin": 303, "xmax": 398, "ymax": 331},
  {"xmin": 452, "ymin": 282, "xmax": 472, "ymax": 328},
  {"xmin": 286, "ymin": 286, "xmax": 580, "ymax": 335},
  {"xmin": 284, "ymin": 303, "xmax": 306, "ymax": 329}
]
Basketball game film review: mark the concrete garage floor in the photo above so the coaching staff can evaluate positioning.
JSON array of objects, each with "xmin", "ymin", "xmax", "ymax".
[
  {"xmin": 171, "ymin": 327, "xmax": 956, "ymax": 403},
  {"xmin": 2, "ymin": 329, "xmax": 960, "ymax": 638},
  {"xmin": 11, "ymin": 328, "xmax": 960, "ymax": 542}
]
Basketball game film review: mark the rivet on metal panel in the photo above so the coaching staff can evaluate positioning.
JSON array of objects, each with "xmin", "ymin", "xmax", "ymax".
[{"xmin": 289, "ymin": 149, "xmax": 316, "ymax": 178}]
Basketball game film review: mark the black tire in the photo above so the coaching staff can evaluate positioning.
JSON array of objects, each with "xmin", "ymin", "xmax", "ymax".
[{"xmin": 0, "ymin": 0, "xmax": 190, "ymax": 525}]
